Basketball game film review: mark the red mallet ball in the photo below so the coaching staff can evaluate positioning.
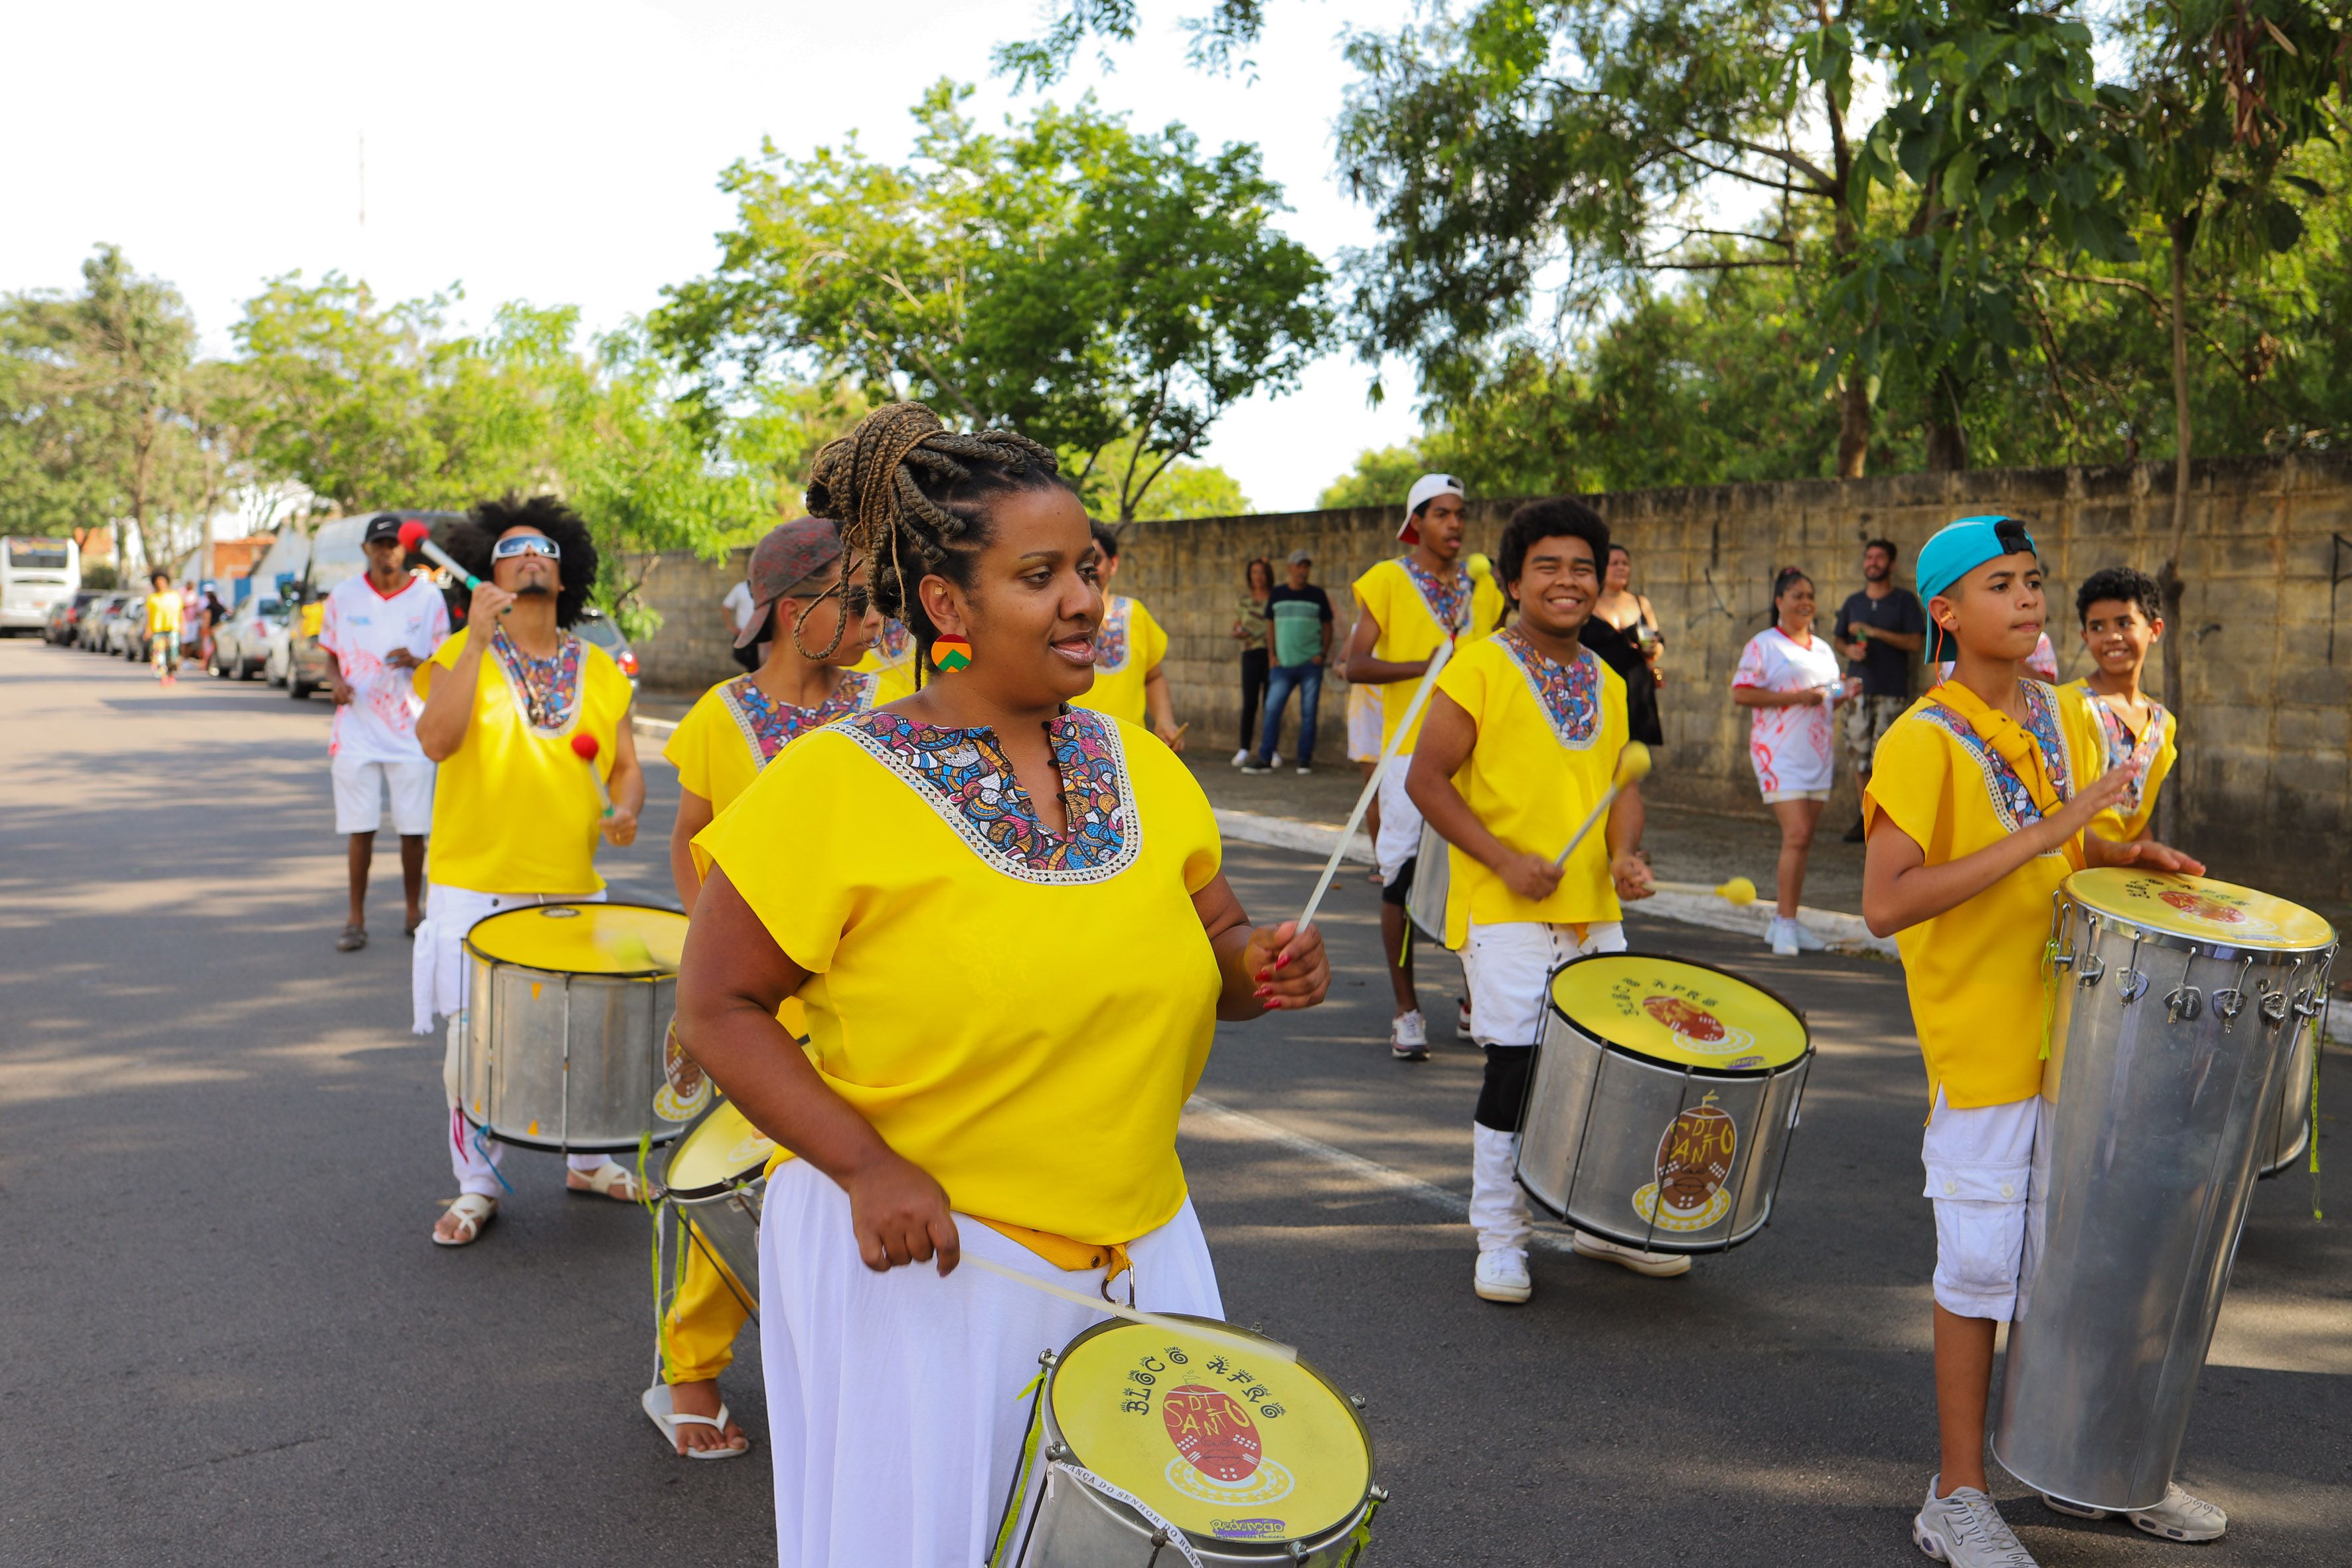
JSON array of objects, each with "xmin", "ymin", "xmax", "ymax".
[
  {"xmin": 397, "ymin": 519, "xmax": 431, "ymax": 553},
  {"xmin": 570, "ymin": 734, "xmax": 599, "ymax": 762}
]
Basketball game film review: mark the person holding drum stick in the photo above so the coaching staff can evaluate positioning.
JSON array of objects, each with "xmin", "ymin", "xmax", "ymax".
[
  {"xmin": 1859, "ymin": 516, "xmax": 2211, "ymax": 1565},
  {"xmin": 1406, "ymin": 497, "xmax": 1672, "ymax": 1302},
  {"xmin": 410, "ymin": 496, "xmax": 649, "ymax": 1247},
  {"xmin": 647, "ymin": 516, "xmax": 881, "ymax": 1458},
  {"xmin": 672, "ymin": 402, "xmax": 1328, "ymax": 1567},
  {"xmin": 1339, "ymin": 473, "xmax": 1506, "ymax": 1058}
]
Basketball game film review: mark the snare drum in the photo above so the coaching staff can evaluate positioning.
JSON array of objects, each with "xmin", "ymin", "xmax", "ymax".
[
  {"xmin": 1404, "ymin": 819, "xmax": 1449, "ymax": 945},
  {"xmin": 459, "ymin": 901, "xmax": 697, "ymax": 1152},
  {"xmin": 1516, "ymin": 953, "xmax": 1811, "ymax": 1253},
  {"xmin": 662, "ymin": 1101, "xmax": 777, "ymax": 1314},
  {"xmin": 992, "ymin": 1316, "xmax": 1382, "ymax": 1567}
]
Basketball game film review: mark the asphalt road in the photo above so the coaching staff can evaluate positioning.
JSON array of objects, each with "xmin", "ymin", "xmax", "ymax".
[{"xmin": 3, "ymin": 635, "xmax": 2346, "ymax": 1567}]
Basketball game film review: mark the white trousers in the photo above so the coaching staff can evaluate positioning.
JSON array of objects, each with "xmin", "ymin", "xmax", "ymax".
[
  {"xmin": 759, "ymin": 1158, "xmax": 1223, "ymax": 1567},
  {"xmin": 413, "ymin": 882, "xmax": 609, "ymax": 1197}
]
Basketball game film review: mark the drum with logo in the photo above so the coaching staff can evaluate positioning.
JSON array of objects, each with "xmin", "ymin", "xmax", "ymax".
[
  {"xmin": 459, "ymin": 902, "xmax": 702, "ymax": 1152},
  {"xmin": 661, "ymin": 1101, "xmax": 777, "ymax": 1314},
  {"xmin": 1516, "ymin": 953, "xmax": 1812, "ymax": 1254},
  {"xmin": 1403, "ymin": 819, "xmax": 1450, "ymax": 945},
  {"xmin": 990, "ymin": 1317, "xmax": 1383, "ymax": 1567},
  {"xmin": 1994, "ymin": 870, "xmax": 2334, "ymax": 1514}
]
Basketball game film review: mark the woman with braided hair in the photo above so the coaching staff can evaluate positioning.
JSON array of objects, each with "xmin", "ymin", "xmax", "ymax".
[{"xmin": 674, "ymin": 402, "xmax": 1328, "ymax": 1563}]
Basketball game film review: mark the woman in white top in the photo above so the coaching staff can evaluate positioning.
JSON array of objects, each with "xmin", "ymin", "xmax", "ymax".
[{"xmin": 1733, "ymin": 567, "xmax": 1857, "ymax": 955}]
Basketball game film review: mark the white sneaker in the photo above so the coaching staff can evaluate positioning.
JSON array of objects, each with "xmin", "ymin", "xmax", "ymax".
[
  {"xmin": 1454, "ymin": 998, "xmax": 1474, "ymax": 1041},
  {"xmin": 1231, "ymin": 749, "xmax": 1250, "ymax": 767},
  {"xmin": 1915, "ymin": 1478, "xmax": 2038, "ymax": 1565},
  {"xmin": 1571, "ymin": 1231, "xmax": 1691, "ymax": 1277},
  {"xmin": 1768, "ymin": 916, "xmax": 1800, "ymax": 957},
  {"xmin": 2043, "ymin": 1483, "xmax": 2226, "ymax": 1543},
  {"xmin": 1787, "ymin": 919, "xmax": 1826, "ymax": 952},
  {"xmin": 1389, "ymin": 1010, "xmax": 1429, "ymax": 1060},
  {"xmin": 1474, "ymin": 1247, "xmax": 1531, "ymax": 1303},
  {"xmin": 1269, "ymin": 751, "xmax": 1282, "ymax": 768},
  {"xmin": 1295, "ymin": 765, "xmax": 1312, "ymax": 776}
]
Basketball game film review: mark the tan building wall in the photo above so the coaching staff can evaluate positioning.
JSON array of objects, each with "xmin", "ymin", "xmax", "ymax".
[{"xmin": 629, "ymin": 453, "xmax": 2352, "ymax": 907}]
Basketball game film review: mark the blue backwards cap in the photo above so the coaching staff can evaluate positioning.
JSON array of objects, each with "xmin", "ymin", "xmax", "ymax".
[{"xmin": 1915, "ymin": 514, "xmax": 2039, "ymax": 665}]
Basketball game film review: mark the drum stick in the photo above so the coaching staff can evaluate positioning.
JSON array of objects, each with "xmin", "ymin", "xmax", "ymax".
[
  {"xmin": 1294, "ymin": 639, "xmax": 1457, "ymax": 932},
  {"xmin": 965, "ymin": 1255, "xmax": 1298, "ymax": 1364},
  {"xmin": 1551, "ymin": 742, "xmax": 1652, "ymax": 868},
  {"xmin": 1647, "ymin": 876, "xmax": 1759, "ymax": 907},
  {"xmin": 571, "ymin": 734, "xmax": 615, "ymax": 817},
  {"xmin": 398, "ymin": 519, "xmax": 509, "ymax": 615}
]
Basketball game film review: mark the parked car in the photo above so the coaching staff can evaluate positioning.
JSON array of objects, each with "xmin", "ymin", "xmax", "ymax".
[
  {"xmin": 45, "ymin": 589, "xmax": 103, "ymax": 645},
  {"xmin": 209, "ymin": 597, "xmax": 287, "ymax": 681},
  {"xmin": 100, "ymin": 595, "xmax": 142, "ymax": 656},
  {"xmin": 75, "ymin": 593, "xmax": 124, "ymax": 651},
  {"xmin": 573, "ymin": 607, "xmax": 641, "ymax": 695}
]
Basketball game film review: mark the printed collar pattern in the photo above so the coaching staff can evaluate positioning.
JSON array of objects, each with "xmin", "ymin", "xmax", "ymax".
[
  {"xmin": 1401, "ymin": 556, "xmax": 1472, "ymax": 636},
  {"xmin": 1495, "ymin": 627, "xmax": 1605, "ymax": 749},
  {"xmin": 1093, "ymin": 595, "xmax": 1133, "ymax": 674},
  {"xmin": 838, "ymin": 707, "xmax": 1139, "ymax": 884},
  {"xmin": 491, "ymin": 626, "xmax": 586, "ymax": 734},
  {"xmin": 2086, "ymin": 692, "xmax": 2169, "ymax": 817},
  {"xmin": 724, "ymin": 668, "xmax": 876, "ymax": 767},
  {"xmin": 1917, "ymin": 679, "xmax": 2075, "ymax": 841}
]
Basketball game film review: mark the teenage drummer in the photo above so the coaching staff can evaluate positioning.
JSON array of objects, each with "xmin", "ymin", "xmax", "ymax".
[
  {"xmin": 410, "ymin": 496, "xmax": 648, "ymax": 1248},
  {"xmin": 1859, "ymin": 516, "xmax": 2212, "ymax": 1565},
  {"xmin": 649, "ymin": 516, "xmax": 880, "ymax": 1458},
  {"xmin": 2068, "ymin": 566, "xmax": 2177, "ymax": 847},
  {"xmin": 1405, "ymin": 497, "xmax": 1662, "ymax": 1304},
  {"xmin": 674, "ymin": 402, "xmax": 1329, "ymax": 1565}
]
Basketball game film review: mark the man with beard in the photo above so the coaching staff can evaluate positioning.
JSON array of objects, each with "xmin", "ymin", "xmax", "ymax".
[
  {"xmin": 1833, "ymin": 538, "xmax": 1926, "ymax": 841},
  {"xmin": 408, "ymin": 495, "xmax": 649, "ymax": 1247}
]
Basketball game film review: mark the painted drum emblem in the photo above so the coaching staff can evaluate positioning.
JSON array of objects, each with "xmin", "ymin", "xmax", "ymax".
[
  {"xmin": 653, "ymin": 1020, "xmax": 714, "ymax": 1123},
  {"xmin": 2158, "ymin": 890, "xmax": 2245, "ymax": 925},
  {"xmin": 1632, "ymin": 1092, "xmax": 1737, "ymax": 1232},
  {"xmin": 1161, "ymin": 1385, "xmax": 1296, "ymax": 1506},
  {"xmin": 1643, "ymin": 994, "xmax": 1727, "ymax": 1043}
]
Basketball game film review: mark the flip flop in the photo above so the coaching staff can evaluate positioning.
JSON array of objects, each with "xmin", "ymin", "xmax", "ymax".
[
  {"xmin": 336, "ymin": 925, "xmax": 367, "ymax": 951},
  {"xmin": 641, "ymin": 1382, "xmax": 751, "ymax": 1460},
  {"xmin": 433, "ymin": 1193, "xmax": 497, "ymax": 1247}
]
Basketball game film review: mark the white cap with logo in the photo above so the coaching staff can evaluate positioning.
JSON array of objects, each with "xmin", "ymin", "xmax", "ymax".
[{"xmin": 1399, "ymin": 473, "xmax": 1465, "ymax": 544}]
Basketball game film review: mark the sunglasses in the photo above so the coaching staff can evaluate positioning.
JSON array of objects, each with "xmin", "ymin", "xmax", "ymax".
[
  {"xmin": 492, "ymin": 535, "xmax": 561, "ymax": 561},
  {"xmin": 805, "ymin": 577, "xmax": 871, "ymax": 617}
]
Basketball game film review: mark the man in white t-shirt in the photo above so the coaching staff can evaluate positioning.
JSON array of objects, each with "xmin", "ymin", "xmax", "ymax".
[
  {"xmin": 320, "ymin": 514, "xmax": 451, "ymax": 951},
  {"xmin": 720, "ymin": 574, "xmax": 759, "ymax": 671}
]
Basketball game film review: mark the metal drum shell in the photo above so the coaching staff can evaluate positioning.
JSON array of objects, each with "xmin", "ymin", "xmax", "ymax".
[
  {"xmin": 661, "ymin": 1109, "xmax": 769, "ymax": 1314},
  {"xmin": 1000, "ymin": 1316, "xmax": 1381, "ymax": 1567},
  {"xmin": 1405, "ymin": 819, "xmax": 1449, "ymax": 945},
  {"xmin": 1992, "ymin": 890, "xmax": 2334, "ymax": 1514},
  {"xmin": 458, "ymin": 902, "xmax": 692, "ymax": 1154},
  {"xmin": 1518, "ymin": 955, "xmax": 1812, "ymax": 1256},
  {"xmin": 2254, "ymin": 1019, "xmax": 2317, "ymax": 1178}
]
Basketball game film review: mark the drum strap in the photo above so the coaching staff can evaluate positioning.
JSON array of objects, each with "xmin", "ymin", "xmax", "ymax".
[
  {"xmin": 975, "ymin": 1219, "xmax": 1135, "ymax": 1296},
  {"xmin": 1927, "ymin": 684, "xmax": 2085, "ymax": 872},
  {"xmin": 985, "ymin": 1373, "xmax": 1049, "ymax": 1568}
]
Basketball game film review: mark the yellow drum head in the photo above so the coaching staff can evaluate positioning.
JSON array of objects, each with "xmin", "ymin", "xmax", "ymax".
[
  {"xmin": 1052, "ymin": 1320, "xmax": 1370, "ymax": 1545},
  {"xmin": 2065, "ymin": 869, "xmax": 2334, "ymax": 951},
  {"xmin": 665, "ymin": 1101, "xmax": 775, "ymax": 1195},
  {"xmin": 465, "ymin": 902, "xmax": 686, "ymax": 974},
  {"xmin": 1551, "ymin": 955, "xmax": 1808, "ymax": 1071}
]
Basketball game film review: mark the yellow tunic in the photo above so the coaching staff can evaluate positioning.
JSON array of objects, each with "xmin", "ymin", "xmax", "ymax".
[
  {"xmin": 1434, "ymin": 629, "xmax": 1629, "ymax": 947},
  {"xmin": 1863, "ymin": 680, "xmax": 2104, "ymax": 1109},
  {"xmin": 698, "ymin": 708, "xmax": 1223, "ymax": 1243},
  {"xmin": 145, "ymin": 590, "xmax": 183, "ymax": 637},
  {"xmin": 1069, "ymin": 595, "xmax": 1166, "ymax": 727},
  {"xmin": 852, "ymin": 619, "xmax": 920, "ymax": 705},
  {"xmin": 665, "ymin": 670, "xmax": 878, "ymax": 823},
  {"xmin": 414, "ymin": 625, "xmax": 634, "ymax": 894},
  {"xmin": 1350, "ymin": 554, "xmax": 1505, "ymax": 753},
  {"xmin": 2067, "ymin": 678, "xmax": 2177, "ymax": 844}
]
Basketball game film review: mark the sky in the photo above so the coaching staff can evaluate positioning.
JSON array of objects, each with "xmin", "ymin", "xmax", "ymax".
[{"xmin": 2, "ymin": 0, "xmax": 1432, "ymax": 514}]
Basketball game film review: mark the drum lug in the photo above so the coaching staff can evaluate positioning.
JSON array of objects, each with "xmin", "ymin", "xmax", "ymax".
[
  {"xmin": 2115, "ymin": 969, "xmax": 2149, "ymax": 1005},
  {"xmin": 1046, "ymin": 1442, "xmax": 1070, "ymax": 1461},
  {"xmin": 1369, "ymin": 1485, "xmax": 1389, "ymax": 1502},
  {"xmin": 1350, "ymin": 1393, "xmax": 1368, "ymax": 1410},
  {"xmin": 2260, "ymin": 986, "xmax": 2291, "ymax": 1026},
  {"xmin": 2049, "ymin": 949, "xmax": 2075, "ymax": 973},
  {"xmin": 2211, "ymin": 988, "xmax": 2246, "ymax": 1027},
  {"xmin": 1037, "ymin": 1349, "xmax": 1059, "ymax": 1368},
  {"xmin": 2076, "ymin": 953, "xmax": 2107, "ymax": 988},
  {"xmin": 2292, "ymin": 988, "xmax": 2323, "ymax": 1020},
  {"xmin": 2163, "ymin": 985, "xmax": 2203, "ymax": 1024}
]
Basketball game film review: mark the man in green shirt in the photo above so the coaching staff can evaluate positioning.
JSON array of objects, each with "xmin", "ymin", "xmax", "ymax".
[{"xmin": 1245, "ymin": 549, "xmax": 1334, "ymax": 775}]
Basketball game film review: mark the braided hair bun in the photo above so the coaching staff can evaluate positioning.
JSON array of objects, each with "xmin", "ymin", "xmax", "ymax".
[{"xmin": 805, "ymin": 402, "xmax": 1063, "ymax": 679}]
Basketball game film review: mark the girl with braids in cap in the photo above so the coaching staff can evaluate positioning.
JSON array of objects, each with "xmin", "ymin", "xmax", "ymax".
[
  {"xmin": 646, "ymin": 516, "xmax": 882, "ymax": 1460},
  {"xmin": 674, "ymin": 403, "xmax": 1328, "ymax": 1563}
]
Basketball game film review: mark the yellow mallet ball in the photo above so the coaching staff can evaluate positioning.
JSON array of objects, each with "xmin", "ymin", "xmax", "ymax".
[
  {"xmin": 1716, "ymin": 876, "xmax": 1759, "ymax": 907},
  {"xmin": 1617, "ymin": 741, "xmax": 1653, "ymax": 785}
]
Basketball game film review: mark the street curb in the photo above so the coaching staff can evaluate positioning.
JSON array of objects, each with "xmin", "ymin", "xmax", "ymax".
[{"xmin": 1212, "ymin": 807, "xmax": 1900, "ymax": 960}]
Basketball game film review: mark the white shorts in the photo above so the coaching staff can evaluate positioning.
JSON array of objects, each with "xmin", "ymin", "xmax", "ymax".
[
  {"xmin": 1346, "ymin": 684, "xmax": 1383, "ymax": 763},
  {"xmin": 1922, "ymin": 1087, "xmax": 2041, "ymax": 1320},
  {"xmin": 1375, "ymin": 761, "xmax": 1423, "ymax": 884},
  {"xmin": 333, "ymin": 755, "xmax": 435, "ymax": 835},
  {"xmin": 1461, "ymin": 919, "xmax": 1627, "ymax": 1046}
]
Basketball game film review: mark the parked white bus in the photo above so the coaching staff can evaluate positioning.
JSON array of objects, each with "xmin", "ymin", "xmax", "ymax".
[{"xmin": 0, "ymin": 536, "xmax": 80, "ymax": 633}]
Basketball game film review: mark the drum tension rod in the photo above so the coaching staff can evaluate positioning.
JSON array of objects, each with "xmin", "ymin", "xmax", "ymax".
[{"xmin": 2115, "ymin": 931, "xmax": 2150, "ymax": 1006}]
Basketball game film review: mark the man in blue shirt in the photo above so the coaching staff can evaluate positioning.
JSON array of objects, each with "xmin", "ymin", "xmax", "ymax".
[{"xmin": 1245, "ymin": 549, "xmax": 1334, "ymax": 775}]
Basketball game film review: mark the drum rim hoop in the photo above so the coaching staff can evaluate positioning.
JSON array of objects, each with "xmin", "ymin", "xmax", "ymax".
[
  {"xmin": 2055, "ymin": 890, "xmax": 2338, "ymax": 962},
  {"xmin": 1041, "ymin": 1310, "xmax": 1377, "ymax": 1539},
  {"xmin": 662, "ymin": 1104, "xmax": 777, "ymax": 1199},
  {"xmin": 461, "ymin": 898, "xmax": 688, "ymax": 977},
  {"xmin": 1544, "ymin": 949, "xmax": 1813, "ymax": 1076},
  {"xmin": 453, "ymin": 1108, "xmax": 682, "ymax": 1153}
]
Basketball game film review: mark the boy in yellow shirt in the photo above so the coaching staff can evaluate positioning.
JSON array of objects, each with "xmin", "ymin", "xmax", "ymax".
[
  {"xmin": 1861, "ymin": 516, "xmax": 2213, "ymax": 1565},
  {"xmin": 2068, "ymin": 566, "xmax": 2176, "ymax": 846},
  {"xmin": 1407, "ymin": 497, "xmax": 1659, "ymax": 1303}
]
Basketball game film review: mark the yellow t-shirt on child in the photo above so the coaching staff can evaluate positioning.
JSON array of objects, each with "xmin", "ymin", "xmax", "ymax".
[
  {"xmin": 2067, "ymin": 678, "xmax": 2176, "ymax": 844},
  {"xmin": 145, "ymin": 591, "xmax": 183, "ymax": 637},
  {"xmin": 1070, "ymin": 594, "xmax": 1166, "ymax": 727},
  {"xmin": 1433, "ymin": 629, "xmax": 1629, "ymax": 947},
  {"xmin": 1863, "ymin": 679, "xmax": 2104, "ymax": 1109},
  {"xmin": 1351, "ymin": 555, "xmax": 1505, "ymax": 754}
]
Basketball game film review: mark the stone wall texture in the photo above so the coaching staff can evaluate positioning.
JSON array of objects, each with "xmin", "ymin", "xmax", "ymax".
[{"xmin": 628, "ymin": 453, "xmax": 2352, "ymax": 909}]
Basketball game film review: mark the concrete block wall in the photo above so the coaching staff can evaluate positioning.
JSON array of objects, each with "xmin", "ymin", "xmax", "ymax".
[{"xmin": 627, "ymin": 453, "xmax": 2352, "ymax": 908}]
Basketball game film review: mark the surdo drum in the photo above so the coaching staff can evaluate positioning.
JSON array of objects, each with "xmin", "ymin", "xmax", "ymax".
[
  {"xmin": 661, "ymin": 1101, "xmax": 777, "ymax": 1313},
  {"xmin": 1994, "ymin": 870, "xmax": 2335, "ymax": 1513},
  {"xmin": 1517, "ymin": 954, "xmax": 1812, "ymax": 1253},
  {"xmin": 459, "ymin": 902, "xmax": 703, "ymax": 1152},
  {"xmin": 990, "ymin": 1318, "xmax": 1382, "ymax": 1567}
]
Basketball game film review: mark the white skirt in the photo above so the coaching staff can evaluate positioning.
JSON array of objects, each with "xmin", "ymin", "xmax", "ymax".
[{"xmin": 760, "ymin": 1157, "xmax": 1224, "ymax": 1567}]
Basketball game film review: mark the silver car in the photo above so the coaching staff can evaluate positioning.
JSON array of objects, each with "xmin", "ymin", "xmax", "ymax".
[{"xmin": 209, "ymin": 597, "xmax": 287, "ymax": 681}]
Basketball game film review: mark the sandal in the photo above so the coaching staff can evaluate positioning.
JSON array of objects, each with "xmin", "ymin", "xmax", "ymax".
[
  {"xmin": 640, "ymin": 1383, "xmax": 751, "ymax": 1460},
  {"xmin": 336, "ymin": 925, "xmax": 367, "ymax": 952},
  {"xmin": 433, "ymin": 1193, "xmax": 497, "ymax": 1246},
  {"xmin": 566, "ymin": 1160, "xmax": 652, "ymax": 1202}
]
